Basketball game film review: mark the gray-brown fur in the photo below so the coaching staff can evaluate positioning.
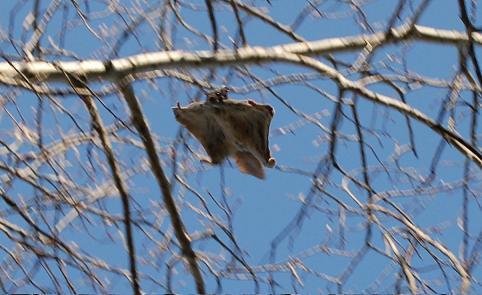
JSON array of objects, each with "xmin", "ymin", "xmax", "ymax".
[{"xmin": 173, "ymin": 98, "xmax": 276, "ymax": 178}]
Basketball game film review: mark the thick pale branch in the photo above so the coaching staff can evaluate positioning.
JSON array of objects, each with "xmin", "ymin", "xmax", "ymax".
[{"xmin": 0, "ymin": 25, "xmax": 480, "ymax": 82}]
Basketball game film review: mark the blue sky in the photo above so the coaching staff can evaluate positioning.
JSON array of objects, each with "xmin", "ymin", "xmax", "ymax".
[{"xmin": 0, "ymin": 0, "xmax": 480, "ymax": 293}]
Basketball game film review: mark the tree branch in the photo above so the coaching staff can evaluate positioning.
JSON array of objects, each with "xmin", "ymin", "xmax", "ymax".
[
  {"xmin": 69, "ymin": 77, "xmax": 141, "ymax": 295},
  {"xmin": 118, "ymin": 82, "xmax": 205, "ymax": 294},
  {"xmin": 1, "ymin": 25, "xmax": 480, "ymax": 81}
]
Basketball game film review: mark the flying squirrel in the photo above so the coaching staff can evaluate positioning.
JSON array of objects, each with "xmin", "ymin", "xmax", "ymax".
[{"xmin": 173, "ymin": 89, "xmax": 276, "ymax": 179}]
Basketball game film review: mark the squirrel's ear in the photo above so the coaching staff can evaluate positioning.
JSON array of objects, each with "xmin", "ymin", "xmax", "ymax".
[{"xmin": 234, "ymin": 151, "xmax": 265, "ymax": 179}]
